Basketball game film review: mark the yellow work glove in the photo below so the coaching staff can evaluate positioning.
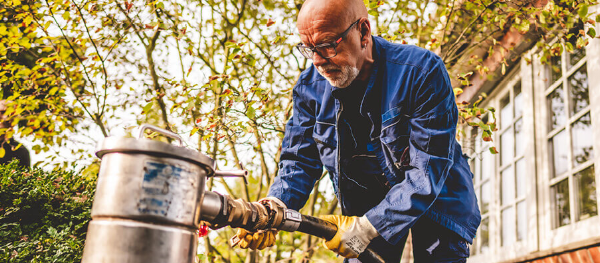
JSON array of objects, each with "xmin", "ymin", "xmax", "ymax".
[
  {"xmin": 232, "ymin": 197, "xmax": 286, "ymax": 250},
  {"xmin": 234, "ymin": 228, "xmax": 278, "ymax": 250},
  {"xmin": 319, "ymin": 215, "xmax": 379, "ymax": 258}
]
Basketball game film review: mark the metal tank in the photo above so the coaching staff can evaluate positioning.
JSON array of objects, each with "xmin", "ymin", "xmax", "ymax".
[{"xmin": 81, "ymin": 124, "xmax": 215, "ymax": 263}]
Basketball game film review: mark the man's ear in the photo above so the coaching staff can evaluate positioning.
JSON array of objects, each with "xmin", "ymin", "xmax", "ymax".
[{"xmin": 360, "ymin": 19, "xmax": 371, "ymax": 41}]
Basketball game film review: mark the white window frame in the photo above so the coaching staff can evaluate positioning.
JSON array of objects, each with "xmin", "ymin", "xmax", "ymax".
[
  {"xmin": 468, "ymin": 60, "xmax": 539, "ymax": 262},
  {"xmin": 532, "ymin": 33, "xmax": 600, "ymax": 252},
  {"xmin": 467, "ymin": 116, "xmax": 495, "ymax": 258}
]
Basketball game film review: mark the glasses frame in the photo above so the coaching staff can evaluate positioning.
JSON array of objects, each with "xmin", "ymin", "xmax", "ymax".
[{"xmin": 296, "ymin": 19, "xmax": 361, "ymax": 60}]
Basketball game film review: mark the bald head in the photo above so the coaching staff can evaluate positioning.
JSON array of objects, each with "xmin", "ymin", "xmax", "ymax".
[
  {"xmin": 296, "ymin": 0, "xmax": 374, "ymax": 87},
  {"xmin": 298, "ymin": 0, "xmax": 367, "ymax": 34}
]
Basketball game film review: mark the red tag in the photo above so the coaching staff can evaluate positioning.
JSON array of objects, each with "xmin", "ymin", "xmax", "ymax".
[{"xmin": 198, "ymin": 225, "xmax": 209, "ymax": 238}]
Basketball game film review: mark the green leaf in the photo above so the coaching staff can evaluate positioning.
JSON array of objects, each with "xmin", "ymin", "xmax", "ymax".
[
  {"xmin": 142, "ymin": 102, "xmax": 153, "ymax": 113},
  {"xmin": 368, "ymin": 9, "xmax": 378, "ymax": 16},
  {"xmin": 596, "ymin": 14, "xmax": 600, "ymax": 23},
  {"xmin": 247, "ymin": 107, "xmax": 256, "ymax": 119},
  {"xmin": 565, "ymin": 42, "xmax": 574, "ymax": 53},
  {"xmin": 587, "ymin": 28, "xmax": 596, "ymax": 38},
  {"xmin": 540, "ymin": 12, "xmax": 547, "ymax": 24},
  {"xmin": 489, "ymin": 146, "xmax": 499, "ymax": 154},
  {"xmin": 578, "ymin": 4, "xmax": 588, "ymax": 18}
]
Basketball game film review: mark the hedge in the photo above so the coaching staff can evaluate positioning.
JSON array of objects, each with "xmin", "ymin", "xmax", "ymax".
[{"xmin": 0, "ymin": 161, "xmax": 96, "ymax": 262}]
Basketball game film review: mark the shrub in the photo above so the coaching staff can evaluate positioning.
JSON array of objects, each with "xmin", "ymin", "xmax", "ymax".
[{"xmin": 0, "ymin": 161, "xmax": 96, "ymax": 263}]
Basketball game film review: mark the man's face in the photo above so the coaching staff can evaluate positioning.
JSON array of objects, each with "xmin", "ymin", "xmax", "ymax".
[{"xmin": 298, "ymin": 18, "xmax": 363, "ymax": 88}]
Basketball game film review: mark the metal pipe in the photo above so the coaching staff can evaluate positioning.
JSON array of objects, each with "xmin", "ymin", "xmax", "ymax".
[{"xmin": 213, "ymin": 170, "xmax": 248, "ymax": 178}]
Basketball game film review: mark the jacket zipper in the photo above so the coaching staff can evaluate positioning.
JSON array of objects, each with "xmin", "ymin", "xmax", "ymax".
[{"xmin": 335, "ymin": 100, "xmax": 344, "ymax": 213}]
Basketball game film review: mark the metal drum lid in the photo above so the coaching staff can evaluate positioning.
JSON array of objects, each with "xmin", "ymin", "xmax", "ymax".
[{"xmin": 95, "ymin": 124, "xmax": 215, "ymax": 174}]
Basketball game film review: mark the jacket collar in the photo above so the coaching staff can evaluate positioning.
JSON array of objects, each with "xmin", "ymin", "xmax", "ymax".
[{"xmin": 361, "ymin": 36, "xmax": 383, "ymax": 117}]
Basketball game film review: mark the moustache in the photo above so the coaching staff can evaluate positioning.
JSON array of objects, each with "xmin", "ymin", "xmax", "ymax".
[{"xmin": 317, "ymin": 64, "xmax": 341, "ymax": 72}]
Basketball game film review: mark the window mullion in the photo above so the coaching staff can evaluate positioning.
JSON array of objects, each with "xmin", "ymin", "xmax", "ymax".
[{"xmin": 569, "ymin": 172, "xmax": 578, "ymax": 223}]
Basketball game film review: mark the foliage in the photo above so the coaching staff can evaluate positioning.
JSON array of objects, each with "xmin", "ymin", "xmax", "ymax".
[
  {"xmin": 0, "ymin": 0, "xmax": 597, "ymax": 262},
  {"xmin": 0, "ymin": 161, "xmax": 96, "ymax": 263}
]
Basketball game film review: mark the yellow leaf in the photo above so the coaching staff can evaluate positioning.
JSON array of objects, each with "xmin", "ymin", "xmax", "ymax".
[
  {"xmin": 453, "ymin": 88, "xmax": 463, "ymax": 96},
  {"xmin": 24, "ymin": 16, "xmax": 33, "ymax": 26},
  {"xmin": 12, "ymin": 0, "xmax": 21, "ymax": 6},
  {"xmin": 49, "ymin": 87, "xmax": 59, "ymax": 95},
  {"xmin": 0, "ymin": 147, "xmax": 4, "ymax": 158}
]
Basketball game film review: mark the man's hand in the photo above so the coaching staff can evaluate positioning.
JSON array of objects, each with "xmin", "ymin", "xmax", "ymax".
[
  {"xmin": 319, "ymin": 215, "xmax": 379, "ymax": 258},
  {"xmin": 234, "ymin": 228, "xmax": 278, "ymax": 250},
  {"xmin": 231, "ymin": 196, "xmax": 286, "ymax": 250}
]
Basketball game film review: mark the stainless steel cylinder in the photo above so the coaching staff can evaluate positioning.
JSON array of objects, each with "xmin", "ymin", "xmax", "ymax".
[{"xmin": 82, "ymin": 125, "xmax": 215, "ymax": 263}]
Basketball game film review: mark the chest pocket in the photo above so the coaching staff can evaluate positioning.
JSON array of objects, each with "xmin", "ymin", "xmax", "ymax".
[
  {"xmin": 380, "ymin": 107, "xmax": 410, "ymax": 169},
  {"xmin": 312, "ymin": 121, "xmax": 337, "ymax": 172}
]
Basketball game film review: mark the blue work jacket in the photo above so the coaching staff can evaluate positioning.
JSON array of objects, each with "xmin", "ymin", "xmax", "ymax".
[{"xmin": 268, "ymin": 36, "xmax": 481, "ymax": 251}]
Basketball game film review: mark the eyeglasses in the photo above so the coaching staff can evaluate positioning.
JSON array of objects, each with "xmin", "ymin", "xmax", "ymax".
[{"xmin": 296, "ymin": 19, "xmax": 361, "ymax": 60}]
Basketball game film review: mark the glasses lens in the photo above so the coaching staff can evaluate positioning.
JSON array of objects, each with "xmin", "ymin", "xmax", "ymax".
[
  {"xmin": 316, "ymin": 45, "xmax": 336, "ymax": 59},
  {"xmin": 297, "ymin": 46, "xmax": 313, "ymax": 59}
]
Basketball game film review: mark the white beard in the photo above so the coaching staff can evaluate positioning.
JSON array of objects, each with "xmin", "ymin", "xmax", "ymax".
[{"xmin": 317, "ymin": 64, "xmax": 360, "ymax": 88}]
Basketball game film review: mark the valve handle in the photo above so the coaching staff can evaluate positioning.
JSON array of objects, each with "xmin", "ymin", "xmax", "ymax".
[{"xmin": 137, "ymin": 124, "xmax": 183, "ymax": 146}]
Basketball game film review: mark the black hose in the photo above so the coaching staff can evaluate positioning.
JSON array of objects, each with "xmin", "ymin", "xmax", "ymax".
[
  {"xmin": 297, "ymin": 215, "xmax": 385, "ymax": 263},
  {"xmin": 297, "ymin": 214, "xmax": 337, "ymax": 240}
]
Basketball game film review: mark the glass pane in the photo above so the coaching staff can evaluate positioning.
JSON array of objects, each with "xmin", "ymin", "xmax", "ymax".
[
  {"xmin": 553, "ymin": 179, "xmax": 571, "ymax": 227},
  {"xmin": 550, "ymin": 55, "xmax": 562, "ymax": 84},
  {"xmin": 547, "ymin": 85, "xmax": 566, "ymax": 130},
  {"xmin": 514, "ymin": 82, "xmax": 523, "ymax": 118},
  {"xmin": 482, "ymin": 148, "xmax": 492, "ymax": 180},
  {"xmin": 481, "ymin": 217, "xmax": 490, "ymax": 254},
  {"xmin": 501, "ymin": 128, "xmax": 514, "ymax": 165},
  {"xmin": 516, "ymin": 159, "xmax": 526, "ymax": 198},
  {"xmin": 502, "ymin": 207, "xmax": 516, "ymax": 246},
  {"xmin": 551, "ymin": 130, "xmax": 569, "ymax": 177},
  {"xmin": 481, "ymin": 181, "xmax": 491, "ymax": 214},
  {"xmin": 569, "ymin": 65, "xmax": 589, "ymax": 116},
  {"xmin": 568, "ymin": 37, "xmax": 586, "ymax": 68},
  {"xmin": 501, "ymin": 95, "xmax": 513, "ymax": 130},
  {"xmin": 575, "ymin": 165, "xmax": 597, "ymax": 221},
  {"xmin": 515, "ymin": 118, "xmax": 525, "ymax": 157},
  {"xmin": 502, "ymin": 167, "xmax": 515, "ymax": 205},
  {"xmin": 571, "ymin": 113, "xmax": 594, "ymax": 167},
  {"xmin": 517, "ymin": 201, "xmax": 527, "ymax": 241}
]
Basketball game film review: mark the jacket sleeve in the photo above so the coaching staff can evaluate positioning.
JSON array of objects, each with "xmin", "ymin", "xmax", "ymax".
[
  {"xmin": 267, "ymin": 83, "xmax": 323, "ymax": 211},
  {"xmin": 365, "ymin": 60, "xmax": 458, "ymax": 245}
]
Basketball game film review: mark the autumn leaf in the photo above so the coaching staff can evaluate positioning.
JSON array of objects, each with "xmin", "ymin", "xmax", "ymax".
[
  {"xmin": 125, "ymin": 1, "xmax": 133, "ymax": 12},
  {"xmin": 266, "ymin": 19, "xmax": 275, "ymax": 27}
]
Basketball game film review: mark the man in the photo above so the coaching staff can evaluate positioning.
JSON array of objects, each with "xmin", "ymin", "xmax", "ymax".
[
  {"xmin": 0, "ymin": 100, "xmax": 31, "ymax": 167},
  {"xmin": 234, "ymin": 0, "xmax": 480, "ymax": 261}
]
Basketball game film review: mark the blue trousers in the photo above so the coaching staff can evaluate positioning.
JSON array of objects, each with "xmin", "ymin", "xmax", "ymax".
[{"xmin": 346, "ymin": 216, "xmax": 470, "ymax": 263}]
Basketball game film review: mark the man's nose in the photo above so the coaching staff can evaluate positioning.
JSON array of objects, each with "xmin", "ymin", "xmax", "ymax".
[{"xmin": 312, "ymin": 52, "xmax": 328, "ymax": 67}]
